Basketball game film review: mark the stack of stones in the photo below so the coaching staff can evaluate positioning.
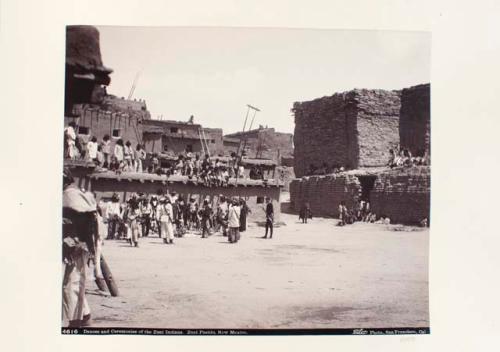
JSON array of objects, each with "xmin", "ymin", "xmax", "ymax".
[
  {"xmin": 293, "ymin": 89, "xmax": 401, "ymax": 177},
  {"xmin": 399, "ymin": 83, "xmax": 431, "ymax": 157},
  {"xmin": 370, "ymin": 166, "xmax": 430, "ymax": 224},
  {"xmin": 289, "ymin": 174, "xmax": 361, "ymax": 217}
]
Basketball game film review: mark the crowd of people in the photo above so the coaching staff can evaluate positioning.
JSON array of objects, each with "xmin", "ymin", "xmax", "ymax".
[
  {"xmin": 337, "ymin": 199, "xmax": 379, "ymax": 226},
  {"xmin": 64, "ymin": 124, "xmax": 269, "ymax": 185},
  {"xmin": 304, "ymin": 145, "xmax": 430, "ymax": 177},
  {"xmin": 99, "ymin": 191, "xmax": 262, "ymax": 246},
  {"xmin": 64, "ymin": 123, "xmax": 147, "ymax": 172},
  {"xmin": 387, "ymin": 145, "xmax": 430, "ymax": 168}
]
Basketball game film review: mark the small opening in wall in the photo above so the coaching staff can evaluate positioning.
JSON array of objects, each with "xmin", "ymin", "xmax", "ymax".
[
  {"xmin": 256, "ymin": 196, "xmax": 264, "ymax": 204},
  {"xmin": 78, "ymin": 126, "xmax": 90, "ymax": 135},
  {"xmin": 112, "ymin": 129, "xmax": 121, "ymax": 138}
]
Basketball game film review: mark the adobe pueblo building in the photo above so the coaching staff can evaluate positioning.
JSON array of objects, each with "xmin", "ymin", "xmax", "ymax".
[
  {"xmin": 224, "ymin": 127, "xmax": 294, "ymax": 164},
  {"xmin": 292, "ymin": 89, "xmax": 401, "ymax": 178},
  {"xmin": 290, "ymin": 84, "xmax": 430, "ymax": 225}
]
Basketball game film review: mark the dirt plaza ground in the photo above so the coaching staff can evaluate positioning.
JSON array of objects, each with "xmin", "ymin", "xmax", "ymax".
[{"xmin": 86, "ymin": 212, "xmax": 429, "ymax": 329}]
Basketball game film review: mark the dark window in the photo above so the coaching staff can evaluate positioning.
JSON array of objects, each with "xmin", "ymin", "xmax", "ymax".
[
  {"xmin": 186, "ymin": 145, "xmax": 193, "ymax": 153},
  {"xmin": 256, "ymin": 196, "xmax": 264, "ymax": 204},
  {"xmin": 163, "ymin": 145, "xmax": 169, "ymax": 152},
  {"xmin": 170, "ymin": 127, "xmax": 179, "ymax": 133},
  {"xmin": 78, "ymin": 126, "xmax": 90, "ymax": 135},
  {"xmin": 112, "ymin": 129, "xmax": 121, "ymax": 138},
  {"xmin": 211, "ymin": 139, "xmax": 216, "ymax": 144}
]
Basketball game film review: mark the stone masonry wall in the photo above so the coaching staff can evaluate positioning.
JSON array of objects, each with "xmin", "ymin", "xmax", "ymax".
[
  {"xmin": 224, "ymin": 128, "xmax": 293, "ymax": 161},
  {"xmin": 399, "ymin": 83, "xmax": 431, "ymax": 157},
  {"xmin": 289, "ymin": 174, "xmax": 361, "ymax": 217},
  {"xmin": 370, "ymin": 166, "xmax": 430, "ymax": 225},
  {"xmin": 293, "ymin": 93, "xmax": 356, "ymax": 177},
  {"xmin": 293, "ymin": 89, "xmax": 400, "ymax": 177},
  {"xmin": 356, "ymin": 90, "xmax": 401, "ymax": 167}
]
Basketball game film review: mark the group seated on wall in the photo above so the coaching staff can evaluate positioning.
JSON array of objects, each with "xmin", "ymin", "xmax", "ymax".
[
  {"xmin": 64, "ymin": 124, "xmax": 271, "ymax": 188},
  {"xmin": 387, "ymin": 144, "xmax": 430, "ymax": 168}
]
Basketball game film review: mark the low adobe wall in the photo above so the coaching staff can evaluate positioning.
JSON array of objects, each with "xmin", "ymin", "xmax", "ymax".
[
  {"xmin": 289, "ymin": 174, "xmax": 361, "ymax": 217},
  {"xmin": 90, "ymin": 177, "xmax": 281, "ymax": 222},
  {"xmin": 370, "ymin": 167, "xmax": 430, "ymax": 225},
  {"xmin": 289, "ymin": 166, "xmax": 430, "ymax": 225}
]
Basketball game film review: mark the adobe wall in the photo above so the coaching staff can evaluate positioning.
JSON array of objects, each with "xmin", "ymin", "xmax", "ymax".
[
  {"xmin": 292, "ymin": 89, "xmax": 400, "ymax": 177},
  {"xmin": 224, "ymin": 128, "xmax": 294, "ymax": 161},
  {"xmin": 289, "ymin": 174, "xmax": 361, "ymax": 217},
  {"xmin": 202, "ymin": 127, "xmax": 224, "ymax": 156},
  {"xmin": 65, "ymin": 106, "xmax": 143, "ymax": 147},
  {"xmin": 102, "ymin": 95, "xmax": 151, "ymax": 120},
  {"xmin": 90, "ymin": 178, "xmax": 281, "ymax": 222},
  {"xmin": 222, "ymin": 139, "xmax": 240, "ymax": 156},
  {"xmin": 293, "ymin": 94, "xmax": 355, "ymax": 177},
  {"xmin": 399, "ymin": 84, "xmax": 431, "ymax": 156},
  {"xmin": 370, "ymin": 166, "xmax": 430, "ymax": 225},
  {"xmin": 356, "ymin": 90, "xmax": 401, "ymax": 167},
  {"xmin": 143, "ymin": 134, "xmax": 203, "ymax": 155}
]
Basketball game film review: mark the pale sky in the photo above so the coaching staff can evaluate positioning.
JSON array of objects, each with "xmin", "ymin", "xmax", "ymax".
[{"xmin": 97, "ymin": 26, "xmax": 430, "ymax": 134}]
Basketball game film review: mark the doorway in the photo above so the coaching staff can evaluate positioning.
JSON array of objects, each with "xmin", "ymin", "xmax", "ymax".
[{"xmin": 357, "ymin": 175, "xmax": 376, "ymax": 201}]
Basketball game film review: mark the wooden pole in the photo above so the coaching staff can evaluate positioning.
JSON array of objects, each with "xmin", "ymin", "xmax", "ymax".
[{"xmin": 100, "ymin": 254, "xmax": 119, "ymax": 297}]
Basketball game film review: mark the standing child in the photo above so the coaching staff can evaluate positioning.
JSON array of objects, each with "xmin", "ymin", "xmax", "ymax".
[{"xmin": 263, "ymin": 197, "xmax": 274, "ymax": 239}]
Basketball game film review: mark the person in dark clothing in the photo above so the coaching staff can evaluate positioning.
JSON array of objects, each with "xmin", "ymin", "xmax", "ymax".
[
  {"xmin": 239, "ymin": 199, "xmax": 251, "ymax": 232},
  {"xmin": 199, "ymin": 199, "xmax": 212, "ymax": 238},
  {"xmin": 263, "ymin": 197, "xmax": 274, "ymax": 239},
  {"xmin": 299, "ymin": 202, "xmax": 312, "ymax": 223},
  {"xmin": 139, "ymin": 198, "xmax": 152, "ymax": 237}
]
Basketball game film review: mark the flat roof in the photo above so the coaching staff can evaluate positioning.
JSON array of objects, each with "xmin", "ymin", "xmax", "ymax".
[{"xmin": 89, "ymin": 170, "xmax": 283, "ymax": 188}]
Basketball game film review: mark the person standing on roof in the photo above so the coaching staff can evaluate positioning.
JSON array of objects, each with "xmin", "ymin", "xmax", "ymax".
[
  {"xmin": 64, "ymin": 122, "xmax": 77, "ymax": 159},
  {"xmin": 113, "ymin": 139, "xmax": 125, "ymax": 173},
  {"xmin": 101, "ymin": 135, "xmax": 111, "ymax": 168}
]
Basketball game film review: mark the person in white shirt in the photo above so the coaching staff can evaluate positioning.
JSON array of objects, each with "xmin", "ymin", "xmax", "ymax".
[
  {"xmin": 158, "ymin": 197, "xmax": 174, "ymax": 244},
  {"xmin": 86, "ymin": 136, "xmax": 98, "ymax": 161},
  {"xmin": 113, "ymin": 139, "xmax": 125, "ymax": 172},
  {"xmin": 106, "ymin": 194, "xmax": 122, "ymax": 239},
  {"xmin": 227, "ymin": 198, "xmax": 241, "ymax": 243},
  {"xmin": 216, "ymin": 195, "xmax": 229, "ymax": 236},
  {"xmin": 127, "ymin": 198, "xmax": 141, "ymax": 247},
  {"xmin": 64, "ymin": 122, "xmax": 77, "ymax": 159},
  {"xmin": 124, "ymin": 141, "xmax": 134, "ymax": 172},
  {"xmin": 139, "ymin": 198, "xmax": 152, "ymax": 237},
  {"xmin": 238, "ymin": 164, "xmax": 245, "ymax": 179},
  {"xmin": 133, "ymin": 144, "xmax": 145, "ymax": 173},
  {"xmin": 101, "ymin": 135, "xmax": 111, "ymax": 168}
]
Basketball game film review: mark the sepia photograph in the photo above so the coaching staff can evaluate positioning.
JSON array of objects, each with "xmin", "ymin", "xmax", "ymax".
[{"xmin": 61, "ymin": 25, "xmax": 430, "ymax": 335}]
